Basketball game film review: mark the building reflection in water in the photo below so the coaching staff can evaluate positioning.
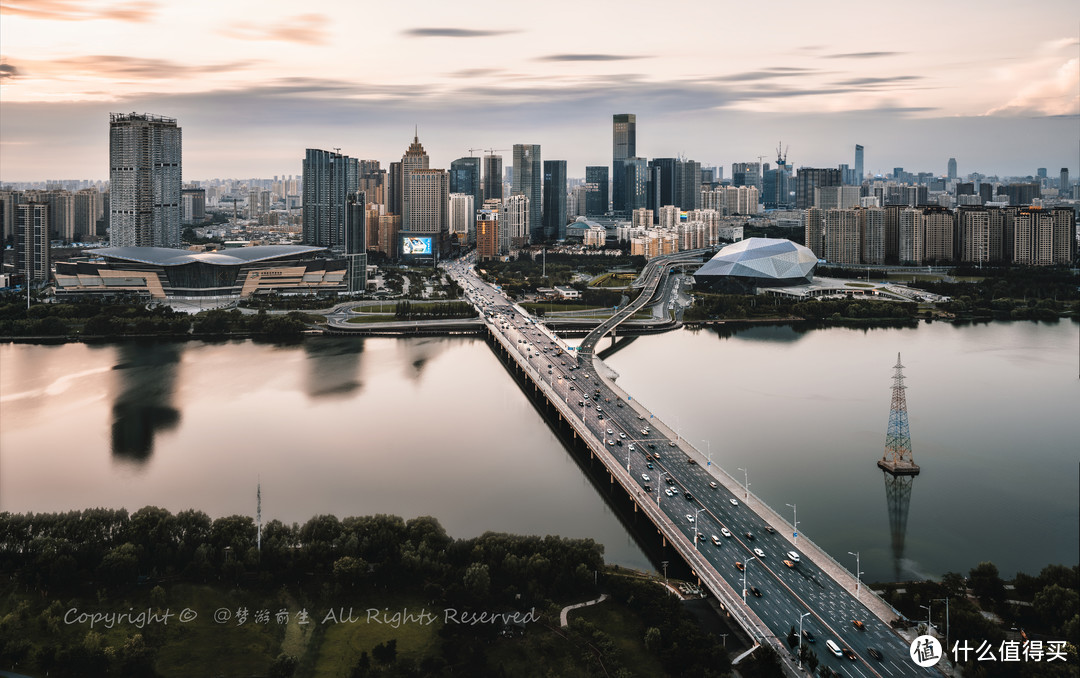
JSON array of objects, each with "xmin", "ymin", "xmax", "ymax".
[
  {"xmin": 302, "ymin": 338, "xmax": 364, "ymax": 398},
  {"xmin": 110, "ymin": 343, "xmax": 182, "ymax": 461}
]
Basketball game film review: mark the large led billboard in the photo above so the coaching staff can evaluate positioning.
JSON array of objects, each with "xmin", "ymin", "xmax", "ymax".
[{"xmin": 402, "ymin": 236, "xmax": 432, "ymax": 255}]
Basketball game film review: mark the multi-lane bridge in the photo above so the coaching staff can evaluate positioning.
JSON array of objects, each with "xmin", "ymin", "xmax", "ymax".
[{"xmin": 445, "ymin": 252, "xmax": 937, "ymax": 678}]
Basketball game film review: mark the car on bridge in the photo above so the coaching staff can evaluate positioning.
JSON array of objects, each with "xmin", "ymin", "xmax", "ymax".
[
  {"xmin": 711, "ymin": 535, "xmax": 721, "ymax": 546},
  {"xmin": 709, "ymin": 482, "xmax": 718, "ymax": 489},
  {"xmin": 753, "ymin": 548, "xmax": 765, "ymax": 558},
  {"xmin": 665, "ymin": 489, "xmax": 674, "ymax": 497},
  {"xmin": 749, "ymin": 586, "xmax": 762, "ymax": 597},
  {"xmin": 735, "ymin": 561, "xmax": 745, "ymax": 572},
  {"xmin": 786, "ymin": 551, "xmax": 800, "ymax": 563},
  {"xmin": 641, "ymin": 473, "xmax": 651, "ymax": 482},
  {"xmin": 744, "ymin": 531, "xmax": 755, "ymax": 540},
  {"xmin": 783, "ymin": 559, "xmax": 796, "ymax": 568},
  {"xmin": 684, "ymin": 492, "xmax": 693, "ymax": 500},
  {"xmin": 729, "ymin": 498, "xmax": 739, "ymax": 506},
  {"xmin": 685, "ymin": 514, "xmax": 695, "ymax": 523},
  {"xmin": 867, "ymin": 647, "xmax": 883, "ymax": 661},
  {"xmin": 720, "ymin": 528, "xmax": 732, "ymax": 538},
  {"xmin": 802, "ymin": 630, "xmax": 815, "ymax": 643}
]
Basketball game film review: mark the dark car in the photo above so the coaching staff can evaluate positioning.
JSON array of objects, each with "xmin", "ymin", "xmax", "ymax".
[
  {"xmin": 643, "ymin": 485, "xmax": 652, "ymax": 493},
  {"xmin": 842, "ymin": 648, "xmax": 857, "ymax": 661},
  {"xmin": 764, "ymin": 526, "xmax": 776, "ymax": 534},
  {"xmin": 867, "ymin": 647, "xmax": 883, "ymax": 661},
  {"xmin": 684, "ymin": 492, "xmax": 693, "ymax": 500},
  {"xmin": 802, "ymin": 630, "xmax": 816, "ymax": 643},
  {"xmin": 749, "ymin": 586, "xmax": 762, "ymax": 597},
  {"xmin": 744, "ymin": 531, "xmax": 755, "ymax": 540}
]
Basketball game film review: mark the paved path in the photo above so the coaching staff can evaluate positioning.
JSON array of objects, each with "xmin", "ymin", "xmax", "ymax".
[{"xmin": 560, "ymin": 593, "xmax": 609, "ymax": 627}]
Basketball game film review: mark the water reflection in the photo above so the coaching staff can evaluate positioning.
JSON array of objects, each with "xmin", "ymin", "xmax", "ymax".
[
  {"xmin": 596, "ymin": 336, "xmax": 637, "ymax": 360},
  {"xmin": 396, "ymin": 336, "xmax": 454, "ymax": 382},
  {"xmin": 110, "ymin": 342, "xmax": 182, "ymax": 462},
  {"xmin": 882, "ymin": 471, "xmax": 916, "ymax": 581},
  {"xmin": 302, "ymin": 338, "xmax": 365, "ymax": 398}
]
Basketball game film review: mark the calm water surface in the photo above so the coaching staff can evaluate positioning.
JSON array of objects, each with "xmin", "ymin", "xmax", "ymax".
[{"xmin": 1, "ymin": 319, "xmax": 1076, "ymax": 582}]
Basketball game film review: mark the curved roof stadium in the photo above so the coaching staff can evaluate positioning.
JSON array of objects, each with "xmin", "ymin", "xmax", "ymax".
[
  {"xmin": 56, "ymin": 245, "xmax": 346, "ymax": 299},
  {"xmin": 693, "ymin": 238, "xmax": 817, "ymax": 292},
  {"xmin": 86, "ymin": 245, "xmax": 326, "ymax": 266}
]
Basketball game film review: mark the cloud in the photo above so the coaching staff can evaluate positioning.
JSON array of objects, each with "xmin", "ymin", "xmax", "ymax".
[
  {"xmin": 6, "ymin": 55, "xmax": 254, "ymax": 80},
  {"xmin": 711, "ymin": 68, "xmax": 821, "ymax": 82},
  {"xmin": 823, "ymin": 52, "xmax": 904, "ymax": 59},
  {"xmin": 446, "ymin": 68, "xmax": 504, "ymax": 78},
  {"xmin": 0, "ymin": 0, "xmax": 157, "ymax": 22},
  {"xmin": 403, "ymin": 27, "xmax": 518, "ymax": 38},
  {"xmin": 536, "ymin": 54, "xmax": 646, "ymax": 62},
  {"xmin": 220, "ymin": 14, "xmax": 330, "ymax": 46},
  {"xmin": 836, "ymin": 76, "xmax": 923, "ymax": 86},
  {"xmin": 0, "ymin": 63, "xmax": 18, "ymax": 79},
  {"xmin": 986, "ymin": 58, "xmax": 1080, "ymax": 116}
]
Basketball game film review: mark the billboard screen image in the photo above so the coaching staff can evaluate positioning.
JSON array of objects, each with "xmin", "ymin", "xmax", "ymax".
[{"xmin": 402, "ymin": 237, "xmax": 432, "ymax": 255}]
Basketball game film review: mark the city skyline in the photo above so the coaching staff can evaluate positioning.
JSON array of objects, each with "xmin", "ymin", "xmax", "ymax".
[{"xmin": 0, "ymin": 0, "xmax": 1078, "ymax": 181}]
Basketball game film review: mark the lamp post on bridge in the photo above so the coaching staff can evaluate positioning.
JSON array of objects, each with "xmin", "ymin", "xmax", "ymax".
[
  {"xmin": 701, "ymin": 439, "xmax": 712, "ymax": 467},
  {"xmin": 693, "ymin": 508, "xmax": 705, "ymax": 549},
  {"xmin": 786, "ymin": 503, "xmax": 799, "ymax": 546},
  {"xmin": 737, "ymin": 467, "xmax": 750, "ymax": 500},
  {"xmin": 848, "ymin": 551, "xmax": 862, "ymax": 600},
  {"xmin": 934, "ymin": 597, "xmax": 950, "ymax": 650},
  {"xmin": 920, "ymin": 604, "xmax": 932, "ymax": 636},
  {"xmin": 741, "ymin": 555, "xmax": 756, "ymax": 602},
  {"xmin": 798, "ymin": 612, "xmax": 811, "ymax": 671}
]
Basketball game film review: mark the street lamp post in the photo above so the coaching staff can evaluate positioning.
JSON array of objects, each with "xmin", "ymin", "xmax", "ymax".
[
  {"xmin": 737, "ymin": 467, "xmax": 750, "ymax": 500},
  {"xmin": 657, "ymin": 472, "xmax": 668, "ymax": 505},
  {"xmin": 934, "ymin": 597, "xmax": 950, "ymax": 649},
  {"xmin": 848, "ymin": 551, "xmax": 863, "ymax": 600},
  {"xmin": 786, "ymin": 503, "xmax": 799, "ymax": 546},
  {"xmin": 798, "ymin": 612, "xmax": 811, "ymax": 670},
  {"xmin": 920, "ymin": 604, "xmax": 932, "ymax": 636},
  {"xmin": 742, "ymin": 556, "xmax": 756, "ymax": 602},
  {"xmin": 693, "ymin": 508, "xmax": 705, "ymax": 549}
]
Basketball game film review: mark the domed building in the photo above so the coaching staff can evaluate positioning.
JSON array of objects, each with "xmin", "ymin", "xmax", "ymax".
[{"xmin": 693, "ymin": 237, "xmax": 818, "ymax": 293}]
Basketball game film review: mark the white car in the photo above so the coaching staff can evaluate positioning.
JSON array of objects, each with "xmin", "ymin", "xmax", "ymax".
[
  {"xmin": 619, "ymin": 433, "xmax": 627, "ymax": 439},
  {"xmin": 665, "ymin": 489, "xmax": 674, "ymax": 497},
  {"xmin": 686, "ymin": 514, "xmax": 695, "ymax": 523},
  {"xmin": 641, "ymin": 473, "xmax": 651, "ymax": 482},
  {"xmin": 754, "ymin": 548, "xmax": 765, "ymax": 558},
  {"xmin": 720, "ymin": 528, "xmax": 732, "ymax": 538},
  {"xmin": 606, "ymin": 429, "xmax": 614, "ymax": 435},
  {"xmin": 729, "ymin": 498, "xmax": 739, "ymax": 506},
  {"xmin": 786, "ymin": 551, "xmax": 801, "ymax": 563},
  {"xmin": 711, "ymin": 535, "xmax": 722, "ymax": 546}
]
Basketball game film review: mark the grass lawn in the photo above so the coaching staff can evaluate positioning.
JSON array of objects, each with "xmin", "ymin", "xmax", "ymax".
[
  {"xmin": 521, "ymin": 302, "xmax": 608, "ymax": 314},
  {"xmin": 345, "ymin": 314, "xmax": 398, "ymax": 324},
  {"xmin": 305, "ymin": 592, "xmax": 442, "ymax": 677}
]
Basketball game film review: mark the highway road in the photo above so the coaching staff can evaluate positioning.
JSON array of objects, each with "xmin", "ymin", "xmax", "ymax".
[{"xmin": 444, "ymin": 253, "xmax": 936, "ymax": 678}]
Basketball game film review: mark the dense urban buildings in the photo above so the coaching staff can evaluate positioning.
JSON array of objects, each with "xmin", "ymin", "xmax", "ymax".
[{"xmin": 108, "ymin": 112, "xmax": 182, "ymax": 248}]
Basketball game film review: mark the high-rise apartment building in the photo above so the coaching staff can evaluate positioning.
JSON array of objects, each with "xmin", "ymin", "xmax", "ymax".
[
  {"xmin": 922, "ymin": 206, "xmax": 955, "ymax": 263},
  {"xmin": 803, "ymin": 207, "xmax": 824, "ymax": 258},
  {"xmin": 503, "ymin": 194, "xmax": 529, "ymax": 250},
  {"xmin": 476, "ymin": 207, "xmax": 499, "ymax": 261},
  {"xmin": 899, "ymin": 208, "xmax": 924, "ymax": 264},
  {"xmin": 823, "ymin": 208, "xmax": 862, "ymax": 264},
  {"xmin": 483, "ymin": 154, "xmax": 503, "ymax": 203},
  {"xmin": 585, "ymin": 166, "xmax": 609, "ymax": 216},
  {"xmin": 512, "ymin": 144, "xmax": 542, "ymax": 243},
  {"xmin": 1014, "ymin": 207, "xmax": 1075, "ymax": 265},
  {"xmin": 180, "ymin": 188, "xmax": 205, "ymax": 225},
  {"xmin": 302, "ymin": 148, "xmax": 359, "ymax": 249},
  {"xmin": 815, "ymin": 185, "xmax": 861, "ymax": 210},
  {"xmin": 74, "ymin": 189, "xmax": 104, "ymax": 238},
  {"xmin": 1, "ymin": 190, "xmax": 22, "ymax": 243},
  {"xmin": 109, "ymin": 112, "xmax": 182, "ymax": 248},
  {"xmin": 612, "ymin": 114, "xmax": 636, "ymax": 214},
  {"xmin": 448, "ymin": 193, "xmax": 475, "ymax": 246},
  {"xmin": 543, "ymin": 160, "xmax": 567, "ymax": 240},
  {"xmin": 863, "ymin": 207, "xmax": 886, "ymax": 264},
  {"xmin": 16, "ymin": 202, "xmax": 50, "ymax": 285}
]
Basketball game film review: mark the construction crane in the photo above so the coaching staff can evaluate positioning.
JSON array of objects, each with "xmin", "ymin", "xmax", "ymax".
[
  {"xmin": 776, "ymin": 142, "xmax": 788, "ymax": 167},
  {"xmin": 485, "ymin": 148, "xmax": 509, "ymax": 156},
  {"xmin": 466, "ymin": 148, "xmax": 484, "ymax": 157}
]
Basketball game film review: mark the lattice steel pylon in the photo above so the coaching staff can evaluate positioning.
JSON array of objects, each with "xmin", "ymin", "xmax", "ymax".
[{"xmin": 877, "ymin": 353, "xmax": 920, "ymax": 475}]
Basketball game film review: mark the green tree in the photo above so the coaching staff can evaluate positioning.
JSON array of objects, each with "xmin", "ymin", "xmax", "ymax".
[{"xmin": 969, "ymin": 561, "xmax": 1004, "ymax": 606}]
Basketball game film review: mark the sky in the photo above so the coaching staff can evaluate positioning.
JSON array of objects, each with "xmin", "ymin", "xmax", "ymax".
[{"xmin": 1, "ymin": 0, "xmax": 1078, "ymax": 182}]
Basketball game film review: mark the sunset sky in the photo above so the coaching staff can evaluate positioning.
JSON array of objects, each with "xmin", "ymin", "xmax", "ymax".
[{"xmin": 1, "ymin": 0, "xmax": 1077, "ymax": 182}]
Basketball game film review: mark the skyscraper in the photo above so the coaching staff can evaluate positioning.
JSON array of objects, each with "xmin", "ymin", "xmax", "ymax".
[
  {"xmin": 543, "ymin": 160, "xmax": 567, "ymax": 240},
  {"xmin": 585, "ymin": 166, "xmax": 609, "ymax": 216},
  {"xmin": 450, "ymin": 157, "xmax": 482, "ymax": 213},
  {"xmin": 612, "ymin": 114, "xmax": 636, "ymax": 214},
  {"xmin": 344, "ymin": 192, "xmax": 367, "ymax": 294},
  {"xmin": 731, "ymin": 162, "xmax": 761, "ymax": 190},
  {"xmin": 400, "ymin": 133, "xmax": 430, "ymax": 229},
  {"xmin": 109, "ymin": 112, "xmax": 181, "ymax": 248},
  {"xmin": 854, "ymin": 144, "xmax": 864, "ymax": 185},
  {"xmin": 403, "ymin": 169, "xmax": 449, "ymax": 259},
  {"xmin": 947, "ymin": 158, "xmax": 957, "ymax": 182},
  {"xmin": 795, "ymin": 168, "xmax": 842, "ymax": 210},
  {"xmin": 16, "ymin": 202, "xmax": 49, "ymax": 285},
  {"xmin": 1060, "ymin": 168, "xmax": 1070, "ymax": 193},
  {"xmin": 483, "ymin": 154, "xmax": 503, "ymax": 202},
  {"xmin": 302, "ymin": 148, "xmax": 359, "ymax": 249},
  {"xmin": 624, "ymin": 157, "xmax": 648, "ymax": 212},
  {"xmin": 512, "ymin": 144, "xmax": 542, "ymax": 243}
]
